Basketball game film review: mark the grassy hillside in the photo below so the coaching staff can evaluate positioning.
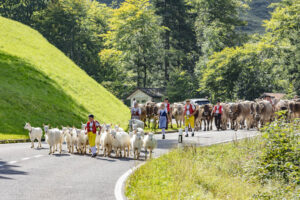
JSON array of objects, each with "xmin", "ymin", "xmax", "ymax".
[{"xmin": 0, "ymin": 17, "xmax": 130, "ymax": 139}]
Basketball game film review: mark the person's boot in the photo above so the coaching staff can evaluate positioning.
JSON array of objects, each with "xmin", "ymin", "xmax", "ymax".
[
  {"xmin": 185, "ymin": 133, "xmax": 189, "ymax": 137},
  {"xmin": 162, "ymin": 134, "xmax": 165, "ymax": 139},
  {"xmin": 192, "ymin": 132, "xmax": 194, "ymax": 137}
]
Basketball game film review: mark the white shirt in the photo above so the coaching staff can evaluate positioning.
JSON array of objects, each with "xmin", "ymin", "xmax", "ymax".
[
  {"xmin": 215, "ymin": 105, "xmax": 223, "ymax": 114},
  {"xmin": 186, "ymin": 104, "xmax": 195, "ymax": 116},
  {"xmin": 131, "ymin": 107, "xmax": 141, "ymax": 115},
  {"xmin": 89, "ymin": 121, "xmax": 100, "ymax": 131}
]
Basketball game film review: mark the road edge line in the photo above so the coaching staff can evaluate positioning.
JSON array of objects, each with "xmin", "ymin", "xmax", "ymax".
[{"xmin": 114, "ymin": 162, "xmax": 146, "ymax": 200}]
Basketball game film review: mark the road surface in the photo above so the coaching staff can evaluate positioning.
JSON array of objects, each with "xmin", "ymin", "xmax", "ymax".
[{"xmin": 0, "ymin": 130, "xmax": 258, "ymax": 200}]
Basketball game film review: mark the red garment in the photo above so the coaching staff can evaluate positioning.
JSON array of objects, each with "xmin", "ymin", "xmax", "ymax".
[
  {"xmin": 184, "ymin": 104, "xmax": 195, "ymax": 115},
  {"xmin": 86, "ymin": 120, "xmax": 98, "ymax": 134},
  {"xmin": 213, "ymin": 105, "xmax": 223, "ymax": 114},
  {"xmin": 131, "ymin": 109, "xmax": 140, "ymax": 116},
  {"xmin": 166, "ymin": 103, "xmax": 170, "ymax": 112}
]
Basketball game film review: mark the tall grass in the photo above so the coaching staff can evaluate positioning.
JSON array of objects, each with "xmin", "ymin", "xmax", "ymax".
[{"xmin": 126, "ymin": 136, "xmax": 297, "ymax": 199}]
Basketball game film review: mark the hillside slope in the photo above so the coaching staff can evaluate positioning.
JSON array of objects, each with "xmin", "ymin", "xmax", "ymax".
[{"xmin": 0, "ymin": 17, "xmax": 130, "ymax": 139}]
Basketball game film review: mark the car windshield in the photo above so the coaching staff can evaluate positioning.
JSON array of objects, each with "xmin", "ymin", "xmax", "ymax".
[{"xmin": 195, "ymin": 101, "xmax": 209, "ymax": 105}]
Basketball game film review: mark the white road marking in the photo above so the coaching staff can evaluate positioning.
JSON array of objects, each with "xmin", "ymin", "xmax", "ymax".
[
  {"xmin": 34, "ymin": 154, "xmax": 44, "ymax": 158},
  {"xmin": 115, "ymin": 162, "xmax": 145, "ymax": 200},
  {"xmin": 21, "ymin": 157, "xmax": 30, "ymax": 161},
  {"xmin": 8, "ymin": 161, "xmax": 17, "ymax": 165}
]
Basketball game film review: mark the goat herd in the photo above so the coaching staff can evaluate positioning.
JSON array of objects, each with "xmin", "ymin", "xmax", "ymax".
[
  {"xmin": 139, "ymin": 98, "xmax": 300, "ymax": 131},
  {"xmin": 24, "ymin": 122, "xmax": 156, "ymax": 160}
]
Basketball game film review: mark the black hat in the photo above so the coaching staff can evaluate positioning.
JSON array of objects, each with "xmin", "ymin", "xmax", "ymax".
[
  {"xmin": 88, "ymin": 114, "xmax": 94, "ymax": 118},
  {"xmin": 164, "ymin": 97, "xmax": 169, "ymax": 100},
  {"xmin": 217, "ymin": 99, "xmax": 221, "ymax": 103}
]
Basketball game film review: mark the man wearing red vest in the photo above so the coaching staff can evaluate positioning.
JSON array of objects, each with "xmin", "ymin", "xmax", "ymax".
[
  {"xmin": 164, "ymin": 98, "xmax": 170, "ymax": 130},
  {"xmin": 213, "ymin": 100, "xmax": 223, "ymax": 131},
  {"xmin": 131, "ymin": 102, "xmax": 141, "ymax": 120},
  {"xmin": 182, "ymin": 99, "xmax": 196, "ymax": 137},
  {"xmin": 85, "ymin": 114, "xmax": 101, "ymax": 157}
]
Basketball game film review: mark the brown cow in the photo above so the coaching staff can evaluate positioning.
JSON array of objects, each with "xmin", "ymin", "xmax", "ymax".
[
  {"xmin": 198, "ymin": 104, "xmax": 213, "ymax": 131},
  {"xmin": 289, "ymin": 100, "xmax": 300, "ymax": 120},
  {"xmin": 139, "ymin": 104, "xmax": 147, "ymax": 127},
  {"xmin": 146, "ymin": 101, "xmax": 159, "ymax": 127},
  {"xmin": 229, "ymin": 101, "xmax": 253, "ymax": 131},
  {"xmin": 220, "ymin": 103, "xmax": 230, "ymax": 130},
  {"xmin": 274, "ymin": 100, "xmax": 289, "ymax": 119},
  {"xmin": 252, "ymin": 100, "xmax": 273, "ymax": 129}
]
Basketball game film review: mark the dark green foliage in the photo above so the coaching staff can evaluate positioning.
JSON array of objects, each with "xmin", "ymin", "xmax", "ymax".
[
  {"xmin": 0, "ymin": 0, "xmax": 49, "ymax": 25},
  {"xmin": 259, "ymin": 115, "xmax": 300, "ymax": 184},
  {"xmin": 32, "ymin": 0, "xmax": 110, "ymax": 82},
  {"xmin": 166, "ymin": 69, "xmax": 194, "ymax": 102}
]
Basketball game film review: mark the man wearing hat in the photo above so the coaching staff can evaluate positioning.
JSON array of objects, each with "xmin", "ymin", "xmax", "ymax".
[
  {"xmin": 85, "ymin": 114, "xmax": 101, "ymax": 157},
  {"xmin": 182, "ymin": 99, "xmax": 196, "ymax": 137},
  {"xmin": 213, "ymin": 100, "xmax": 223, "ymax": 131}
]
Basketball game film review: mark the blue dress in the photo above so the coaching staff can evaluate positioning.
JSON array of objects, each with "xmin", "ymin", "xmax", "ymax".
[{"xmin": 159, "ymin": 110, "xmax": 167, "ymax": 129}]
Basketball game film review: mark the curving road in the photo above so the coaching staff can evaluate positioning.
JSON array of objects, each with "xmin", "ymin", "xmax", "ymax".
[{"xmin": 0, "ymin": 130, "xmax": 258, "ymax": 200}]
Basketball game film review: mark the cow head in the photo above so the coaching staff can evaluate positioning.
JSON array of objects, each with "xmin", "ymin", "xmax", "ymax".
[
  {"xmin": 229, "ymin": 103, "xmax": 240, "ymax": 119},
  {"xmin": 255, "ymin": 103, "xmax": 265, "ymax": 121}
]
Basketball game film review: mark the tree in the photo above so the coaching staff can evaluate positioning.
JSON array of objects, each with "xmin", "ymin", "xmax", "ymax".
[
  {"xmin": 100, "ymin": 0, "xmax": 164, "ymax": 89},
  {"xmin": 166, "ymin": 69, "xmax": 194, "ymax": 102},
  {"xmin": 0, "ymin": 0, "xmax": 49, "ymax": 25},
  {"xmin": 199, "ymin": 42, "xmax": 282, "ymax": 101},
  {"xmin": 33, "ymin": 0, "xmax": 111, "ymax": 78},
  {"xmin": 263, "ymin": 0, "xmax": 300, "ymax": 94}
]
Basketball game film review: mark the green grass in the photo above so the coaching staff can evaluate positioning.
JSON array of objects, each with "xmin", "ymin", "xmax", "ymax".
[
  {"xmin": 126, "ymin": 137, "xmax": 292, "ymax": 199},
  {"xmin": 0, "ymin": 16, "xmax": 130, "ymax": 139},
  {"xmin": 144, "ymin": 123, "xmax": 180, "ymax": 133}
]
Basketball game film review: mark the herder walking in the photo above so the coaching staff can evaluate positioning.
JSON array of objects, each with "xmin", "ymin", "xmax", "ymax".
[
  {"xmin": 131, "ymin": 102, "xmax": 141, "ymax": 120},
  {"xmin": 158, "ymin": 103, "xmax": 168, "ymax": 139},
  {"xmin": 85, "ymin": 114, "xmax": 101, "ymax": 157},
  {"xmin": 213, "ymin": 100, "xmax": 223, "ymax": 131},
  {"xmin": 183, "ymin": 99, "xmax": 196, "ymax": 137}
]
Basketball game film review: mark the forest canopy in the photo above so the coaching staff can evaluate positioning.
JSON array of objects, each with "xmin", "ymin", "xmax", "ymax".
[{"xmin": 0, "ymin": 0, "xmax": 298, "ymax": 102}]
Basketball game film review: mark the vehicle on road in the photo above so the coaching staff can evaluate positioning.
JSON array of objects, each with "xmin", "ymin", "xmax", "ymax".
[{"xmin": 190, "ymin": 98, "xmax": 210, "ymax": 106}]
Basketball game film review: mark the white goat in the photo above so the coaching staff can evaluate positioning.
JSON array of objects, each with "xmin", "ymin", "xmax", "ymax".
[
  {"xmin": 143, "ymin": 133, "xmax": 157, "ymax": 160},
  {"xmin": 114, "ymin": 125, "xmax": 124, "ymax": 132},
  {"xmin": 44, "ymin": 125, "xmax": 63, "ymax": 155},
  {"xmin": 24, "ymin": 123, "xmax": 42, "ymax": 149},
  {"xmin": 130, "ymin": 132, "xmax": 143, "ymax": 160},
  {"xmin": 100, "ymin": 129, "xmax": 112, "ymax": 157},
  {"xmin": 117, "ymin": 131, "xmax": 131, "ymax": 157},
  {"xmin": 76, "ymin": 129, "xmax": 88, "ymax": 154},
  {"xmin": 111, "ymin": 130, "xmax": 122, "ymax": 157}
]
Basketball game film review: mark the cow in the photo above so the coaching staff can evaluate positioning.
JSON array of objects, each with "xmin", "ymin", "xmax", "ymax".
[
  {"xmin": 220, "ymin": 103, "xmax": 230, "ymax": 130},
  {"xmin": 288, "ymin": 100, "xmax": 300, "ymax": 120},
  {"xmin": 274, "ymin": 100, "xmax": 290, "ymax": 119},
  {"xmin": 198, "ymin": 104, "xmax": 213, "ymax": 131},
  {"xmin": 146, "ymin": 101, "xmax": 159, "ymax": 127},
  {"xmin": 139, "ymin": 104, "xmax": 147, "ymax": 127},
  {"xmin": 229, "ymin": 101, "xmax": 253, "ymax": 131},
  {"xmin": 172, "ymin": 103, "xmax": 184, "ymax": 128},
  {"xmin": 252, "ymin": 100, "xmax": 273, "ymax": 129}
]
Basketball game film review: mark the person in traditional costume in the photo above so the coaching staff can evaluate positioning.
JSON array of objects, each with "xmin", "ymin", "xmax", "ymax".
[
  {"xmin": 131, "ymin": 102, "xmax": 141, "ymax": 120},
  {"xmin": 182, "ymin": 99, "xmax": 196, "ymax": 137},
  {"xmin": 158, "ymin": 103, "xmax": 167, "ymax": 139},
  {"xmin": 85, "ymin": 114, "xmax": 101, "ymax": 157}
]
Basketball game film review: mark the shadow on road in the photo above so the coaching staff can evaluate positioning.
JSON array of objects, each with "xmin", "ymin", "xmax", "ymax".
[{"xmin": 0, "ymin": 160, "xmax": 28, "ymax": 180}]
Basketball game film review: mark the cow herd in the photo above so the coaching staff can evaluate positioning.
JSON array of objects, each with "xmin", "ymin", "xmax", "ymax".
[{"xmin": 137, "ymin": 98, "xmax": 300, "ymax": 131}]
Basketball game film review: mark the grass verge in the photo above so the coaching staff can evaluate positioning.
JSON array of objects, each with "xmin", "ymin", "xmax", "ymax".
[{"xmin": 125, "ymin": 136, "xmax": 297, "ymax": 199}]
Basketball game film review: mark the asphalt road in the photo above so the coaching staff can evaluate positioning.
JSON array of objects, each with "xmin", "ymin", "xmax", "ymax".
[{"xmin": 0, "ymin": 130, "xmax": 258, "ymax": 200}]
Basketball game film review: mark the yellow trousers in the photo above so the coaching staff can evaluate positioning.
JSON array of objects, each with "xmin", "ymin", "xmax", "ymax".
[
  {"xmin": 185, "ymin": 115, "xmax": 195, "ymax": 128},
  {"xmin": 88, "ymin": 132, "xmax": 96, "ymax": 147}
]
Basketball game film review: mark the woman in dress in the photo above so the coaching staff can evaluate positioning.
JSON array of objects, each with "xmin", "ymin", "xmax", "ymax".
[{"xmin": 158, "ymin": 103, "xmax": 168, "ymax": 139}]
